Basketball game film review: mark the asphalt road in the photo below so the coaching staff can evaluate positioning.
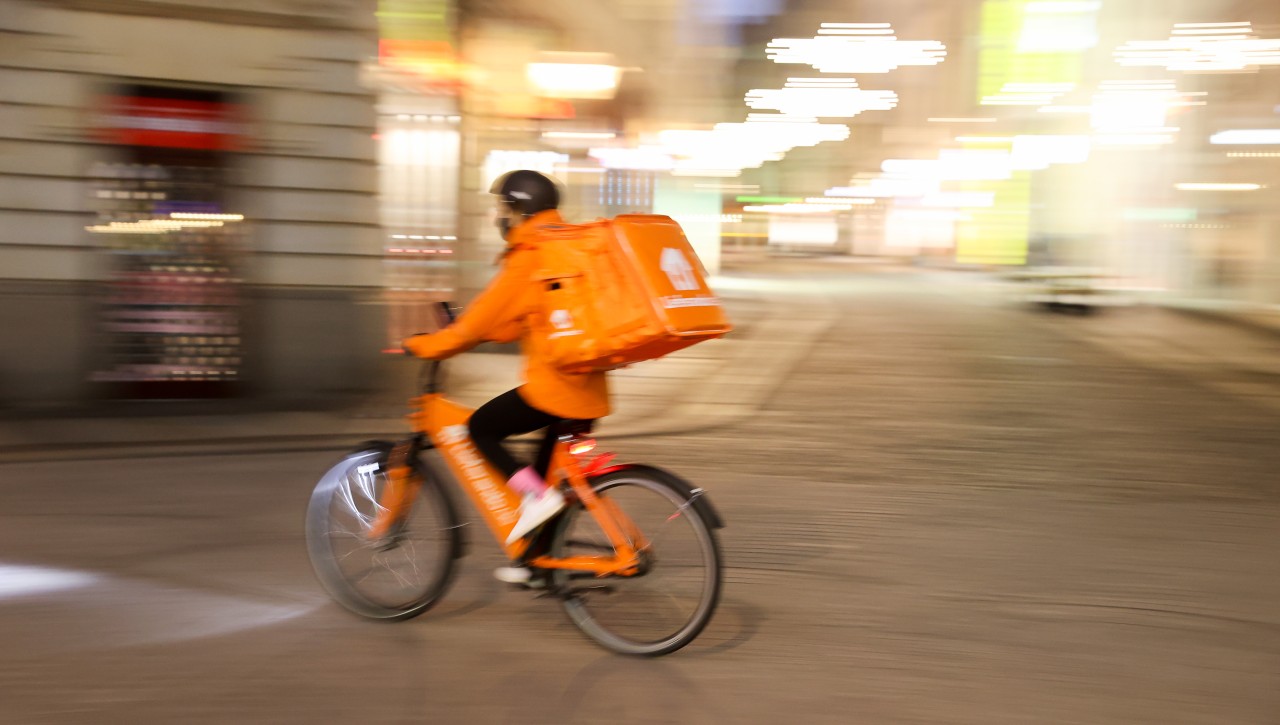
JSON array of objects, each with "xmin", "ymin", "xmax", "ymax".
[{"xmin": 2, "ymin": 267, "xmax": 1278, "ymax": 724}]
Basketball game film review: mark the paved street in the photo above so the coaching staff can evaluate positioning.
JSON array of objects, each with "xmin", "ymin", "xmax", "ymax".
[{"xmin": 2, "ymin": 265, "xmax": 1279, "ymax": 724}]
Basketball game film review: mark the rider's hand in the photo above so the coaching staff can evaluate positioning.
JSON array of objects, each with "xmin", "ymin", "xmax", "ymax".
[{"xmin": 402, "ymin": 333, "xmax": 432, "ymax": 358}]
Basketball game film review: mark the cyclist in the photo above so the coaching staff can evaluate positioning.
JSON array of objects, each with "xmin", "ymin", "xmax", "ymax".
[{"xmin": 403, "ymin": 170, "xmax": 609, "ymax": 585}]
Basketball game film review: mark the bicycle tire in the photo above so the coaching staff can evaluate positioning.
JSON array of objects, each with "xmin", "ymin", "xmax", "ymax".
[
  {"xmin": 305, "ymin": 443, "xmax": 462, "ymax": 621},
  {"xmin": 547, "ymin": 466, "xmax": 723, "ymax": 656}
]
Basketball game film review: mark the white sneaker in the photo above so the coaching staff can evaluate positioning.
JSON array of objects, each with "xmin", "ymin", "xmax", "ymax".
[
  {"xmin": 504, "ymin": 487, "xmax": 566, "ymax": 544},
  {"xmin": 493, "ymin": 566, "xmax": 549, "ymax": 589},
  {"xmin": 493, "ymin": 566, "xmax": 532, "ymax": 584}
]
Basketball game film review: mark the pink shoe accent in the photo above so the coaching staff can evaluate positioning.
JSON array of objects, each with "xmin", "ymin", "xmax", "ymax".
[{"xmin": 507, "ymin": 466, "xmax": 546, "ymax": 496}]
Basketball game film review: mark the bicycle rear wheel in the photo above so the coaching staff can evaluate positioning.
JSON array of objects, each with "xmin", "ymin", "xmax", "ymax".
[
  {"xmin": 306, "ymin": 443, "xmax": 461, "ymax": 620},
  {"xmin": 547, "ymin": 466, "xmax": 723, "ymax": 656}
]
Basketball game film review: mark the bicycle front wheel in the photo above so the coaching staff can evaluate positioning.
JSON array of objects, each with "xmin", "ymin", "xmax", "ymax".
[
  {"xmin": 548, "ymin": 467, "xmax": 723, "ymax": 656},
  {"xmin": 305, "ymin": 444, "xmax": 461, "ymax": 621}
]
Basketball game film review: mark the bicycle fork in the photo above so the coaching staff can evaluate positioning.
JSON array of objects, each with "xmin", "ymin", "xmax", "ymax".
[{"xmin": 367, "ymin": 438, "xmax": 423, "ymax": 540}]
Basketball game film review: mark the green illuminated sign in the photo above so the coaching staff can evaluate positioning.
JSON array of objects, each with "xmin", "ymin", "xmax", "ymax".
[{"xmin": 977, "ymin": 0, "xmax": 1093, "ymax": 103}]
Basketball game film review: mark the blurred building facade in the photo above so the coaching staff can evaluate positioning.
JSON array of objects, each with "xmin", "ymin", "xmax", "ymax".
[
  {"xmin": 1, "ymin": 0, "xmax": 382, "ymax": 405},
  {"xmin": 5, "ymin": 0, "xmax": 1279, "ymax": 406},
  {"xmin": 726, "ymin": 0, "xmax": 1280, "ymax": 313}
]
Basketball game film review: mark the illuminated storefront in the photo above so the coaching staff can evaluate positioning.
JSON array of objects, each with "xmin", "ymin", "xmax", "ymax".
[
  {"xmin": 2, "ymin": 0, "xmax": 382, "ymax": 405},
  {"xmin": 89, "ymin": 84, "xmax": 247, "ymax": 398}
]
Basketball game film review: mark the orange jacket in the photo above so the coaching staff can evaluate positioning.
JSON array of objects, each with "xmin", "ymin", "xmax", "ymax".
[{"xmin": 403, "ymin": 210, "xmax": 611, "ymax": 420}]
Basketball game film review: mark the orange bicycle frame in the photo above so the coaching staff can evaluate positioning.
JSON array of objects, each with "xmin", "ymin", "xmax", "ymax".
[{"xmin": 371, "ymin": 392, "xmax": 645, "ymax": 576}]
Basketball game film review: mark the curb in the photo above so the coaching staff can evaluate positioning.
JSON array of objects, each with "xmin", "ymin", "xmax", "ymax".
[{"xmin": 0, "ymin": 287, "xmax": 831, "ymax": 464}]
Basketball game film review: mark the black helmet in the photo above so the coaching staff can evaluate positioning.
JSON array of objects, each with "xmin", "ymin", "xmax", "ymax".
[{"xmin": 490, "ymin": 170, "xmax": 560, "ymax": 217}]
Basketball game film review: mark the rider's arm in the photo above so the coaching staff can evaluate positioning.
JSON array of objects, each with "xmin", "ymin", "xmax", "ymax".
[
  {"xmin": 483, "ymin": 317, "xmax": 525, "ymax": 344},
  {"xmin": 403, "ymin": 247, "xmax": 533, "ymax": 359}
]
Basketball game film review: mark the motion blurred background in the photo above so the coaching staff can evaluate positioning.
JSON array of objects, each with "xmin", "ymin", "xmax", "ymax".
[
  {"xmin": 2, "ymin": 0, "xmax": 1278, "ymax": 408},
  {"xmin": 4, "ymin": 3, "xmax": 1280, "ymax": 722}
]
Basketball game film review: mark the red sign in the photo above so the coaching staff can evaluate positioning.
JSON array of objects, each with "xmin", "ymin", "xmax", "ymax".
[{"xmin": 96, "ymin": 94, "xmax": 244, "ymax": 151}]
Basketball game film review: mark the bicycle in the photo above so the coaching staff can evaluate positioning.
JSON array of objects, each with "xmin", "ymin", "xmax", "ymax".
[{"xmin": 305, "ymin": 303, "xmax": 725, "ymax": 656}]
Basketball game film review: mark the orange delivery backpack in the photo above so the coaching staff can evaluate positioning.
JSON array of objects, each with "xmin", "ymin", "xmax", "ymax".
[{"xmin": 531, "ymin": 214, "xmax": 732, "ymax": 373}]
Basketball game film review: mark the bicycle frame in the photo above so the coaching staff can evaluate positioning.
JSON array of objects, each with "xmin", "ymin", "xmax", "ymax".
[{"xmin": 370, "ymin": 390, "xmax": 648, "ymax": 578}]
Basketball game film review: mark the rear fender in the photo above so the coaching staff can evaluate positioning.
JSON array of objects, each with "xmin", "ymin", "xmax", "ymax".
[{"xmin": 590, "ymin": 462, "xmax": 725, "ymax": 529}]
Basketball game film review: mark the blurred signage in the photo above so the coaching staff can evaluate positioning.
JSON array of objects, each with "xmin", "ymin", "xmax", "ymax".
[
  {"xmin": 95, "ymin": 87, "xmax": 243, "ymax": 151},
  {"xmin": 978, "ymin": 0, "xmax": 1092, "ymax": 106},
  {"xmin": 379, "ymin": 39, "xmax": 463, "ymax": 90},
  {"xmin": 377, "ymin": 0, "xmax": 461, "ymax": 91}
]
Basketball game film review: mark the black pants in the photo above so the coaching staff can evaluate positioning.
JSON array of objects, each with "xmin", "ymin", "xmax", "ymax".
[{"xmin": 468, "ymin": 388, "xmax": 583, "ymax": 480}]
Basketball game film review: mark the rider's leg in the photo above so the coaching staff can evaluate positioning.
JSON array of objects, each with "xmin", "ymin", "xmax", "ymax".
[
  {"xmin": 532, "ymin": 424, "xmax": 560, "ymax": 479},
  {"xmin": 468, "ymin": 388, "xmax": 558, "ymax": 480},
  {"xmin": 532, "ymin": 419, "xmax": 593, "ymax": 479},
  {"xmin": 468, "ymin": 389, "xmax": 570, "ymax": 554}
]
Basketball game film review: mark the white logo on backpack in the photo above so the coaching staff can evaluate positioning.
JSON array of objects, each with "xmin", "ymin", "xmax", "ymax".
[
  {"xmin": 660, "ymin": 247, "xmax": 700, "ymax": 291},
  {"xmin": 548, "ymin": 309, "xmax": 584, "ymax": 339},
  {"xmin": 550, "ymin": 309, "xmax": 573, "ymax": 329}
]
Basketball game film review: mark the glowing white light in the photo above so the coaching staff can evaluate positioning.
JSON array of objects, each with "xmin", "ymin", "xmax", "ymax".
[
  {"xmin": 745, "ymin": 113, "xmax": 822, "ymax": 123},
  {"xmin": 1025, "ymin": 1, "xmax": 1101, "ymax": 12},
  {"xmin": 170, "ymin": 213, "xmax": 243, "ymax": 221},
  {"xmin": 806, "ymin": 196, "xmax": 874, "ymax": 205},
  {"xmin": 1011, "ymin": 134, "xmax": 1091, "ymax": 169},
  {"xmin": 876, "ymin": 177, "xmax": 944, "ymax": 196},
  {"xmin": 1094, "ymin": 133, "xmax": 1176, "ymax": 146},
  {"xmin": 982, "ymin": 82, "xmax": 1074, "ymax": 107},
  {"xmin": 1036, "ymin": 105, "xmax": 1082, "ymax": 115},
  {"xmin": 928, "ymin": 117, "xmax": 997, "ymax": 123},
  {"xmin": 483, "ymin": 150, "xmax": 568, "ymax": 185},
  {"xmin": 588, "ymin": 146, "xmax": 675, "ymax": 171},
  {"xmin": 939, "ymin": 150, "xmax": 1018, "ymax": 181},
  {"xmin": 768, "ymin": 216, "xmax": 839, "ymax": 245},
  {"xmin": 1209, "ymin": 129, "xmax": 1280, "ymax": 145},
  {"xmin": 86, "ymin": 218, "xmax": 226, "ymax": 234},
  {"xmin": 745, "ymin": 81, "xmax": 898, "ymax": 118},
  {"xmin": 956, "ymin": 136, "xmax": 1013, "ymax": 144},
  {"xmin": 553, "ymin": 165, "xmax": 607, "ymax": 174},
  {"xmin": 695, "ymin": 183, "xmax": 760, "ymax": 191},
  {"xmin": 0, "ymin": 564, "xmax": 97, "ymax": 600},
  {"xmin": 669, "ymin": 119, "xmax": 850, "ymax": 174},
  {"xmin": 768, "ymin": 25, "xmax": 946, "ymax": 74},
  {"xmin": 783, "ymin": 78, "xmax": 860, "ymax": 87},
  {"xmin": 1019, "ymin": 2, "xmax": 1100, "ymax": 52},
  {"xmin": 818, "ymin": 23, "xmax": 895, "ymax": 36},
  {"xmin": 918, "ymin": 192, "xmax": 997, "ymax": 208},
  {"xmin": 744, "ymin": 203, "xmax": 853, "ymax": 214},
  {"xmin": 1174, "ymin": 183, "xmax": 1262, "ymax": 191},
  {"xmin": 826, "ymin": 186, "xmax": 888, "ymax": 198},
  {"xmin": 527, "ymin": 54, "xmax": 621, "ymax": 99},
  {"xmin": 1087, "ymin": 80, "xmax": 1194, "ymax": 146},
  {"xmin": 671, "ymin": 167, "xmax": 745, "ymax": 178},
  {"xmin": 1115, "ymin": 23, "xmax": 1280, "ymax": 72},
  {"xmin": 542, "ymin": 131, "xmax": 617, "ymax": 140}
]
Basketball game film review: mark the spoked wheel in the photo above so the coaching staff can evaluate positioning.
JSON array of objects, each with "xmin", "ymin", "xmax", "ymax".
[
  {"xmin": 305, "ymin": 444, "xmax": 461, "ymax": 620},
  {"xmin": 547, "ymin": 466, "xmax": 723, "ymax": 656}
]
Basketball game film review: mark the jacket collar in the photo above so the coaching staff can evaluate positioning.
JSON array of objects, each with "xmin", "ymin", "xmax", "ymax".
[{"xmin": 507, "ymin": 209, "xmax": 565, "ymax": 247}]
